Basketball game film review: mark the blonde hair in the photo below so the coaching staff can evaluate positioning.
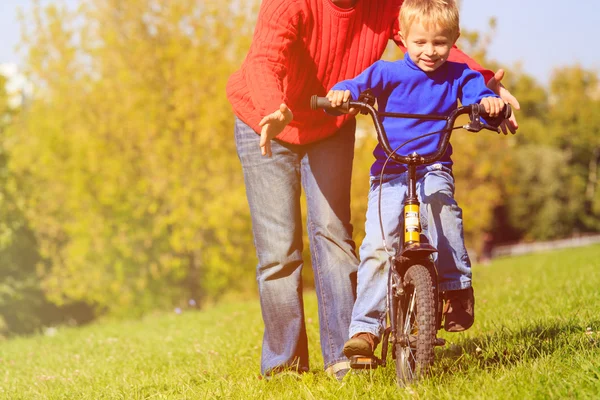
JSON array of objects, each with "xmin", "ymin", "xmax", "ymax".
[{"xmin": 400, "ymin": 0, "xmax": 460, "ymax": 40}]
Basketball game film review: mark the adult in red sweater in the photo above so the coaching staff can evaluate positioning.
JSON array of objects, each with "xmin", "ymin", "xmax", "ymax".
[{"xmin": 227, "ymin": 0, "xmax": 519, "ymax": 379}]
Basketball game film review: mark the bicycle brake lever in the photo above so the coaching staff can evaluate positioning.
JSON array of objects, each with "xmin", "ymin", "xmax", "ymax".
[
  {"xmin": 484, "ymin": 124, "xmax": 501, "ymax": 133},
  {"xmin": 463, "ymin": 106, "xmax": 501, "ymax": 133},
  {"xmin": 357, "ymin": 89, "xmax": 376, "ymax": 115},
  {"xmin": 463, "ymin": 122, "xmax": 482, "ymax": 132}
]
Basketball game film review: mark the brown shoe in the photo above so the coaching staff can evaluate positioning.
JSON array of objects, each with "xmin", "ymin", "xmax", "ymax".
[
  {"xmin": 443, "ymin": 287, "xmax": 475, "ymax": 332},
  {"xmin": 343, "ymin": 332, "xmax": 379, "ymax": 357}
]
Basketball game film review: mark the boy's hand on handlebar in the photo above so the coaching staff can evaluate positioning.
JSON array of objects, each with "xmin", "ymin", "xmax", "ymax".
[
  {"xmin": 479, "ymin": 96, "xmax": 505, "ymax": 117},
  {"xmin": 326, "ymin": 89, "xmax": 359, "ymax": 115},
  {"xmin": 487, "ymin": 69, "xmax": 520, "ymax": 135},
  {"xmin": 258, "ymin": 103, "xmax": 293, "ymax": 157}
]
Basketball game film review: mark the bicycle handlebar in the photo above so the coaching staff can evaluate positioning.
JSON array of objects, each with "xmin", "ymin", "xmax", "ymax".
[
  {"xmin": 310, "ymin": 95, "xmax": 512, "ymax": 166},
  {"xmin": 311, "ymin": 96, "xmax": 352, "ymax": 113}
]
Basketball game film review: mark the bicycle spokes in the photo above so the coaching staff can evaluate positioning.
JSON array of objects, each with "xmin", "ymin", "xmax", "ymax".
[
  {"xmin": 398, "ymin": 292, "xmax": 418, "ymax": 379},
  {"xmin": 395, "ymin": 264, "xmax": 437, "ymax": 386}
]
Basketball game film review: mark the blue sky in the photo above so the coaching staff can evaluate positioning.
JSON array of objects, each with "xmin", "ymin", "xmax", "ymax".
[
  {"xmin": 1, "ymin": 0, "xmax": 598, "ymax": 87},
  {"xmin": 460, "ymin": 0, "xmax": 598, "ymax": 86}
]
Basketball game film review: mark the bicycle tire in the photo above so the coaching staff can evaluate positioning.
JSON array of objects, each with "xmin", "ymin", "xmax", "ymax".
[{"xmin": 394, "ymin": 263, "xmax": 437, "ymax": 386}]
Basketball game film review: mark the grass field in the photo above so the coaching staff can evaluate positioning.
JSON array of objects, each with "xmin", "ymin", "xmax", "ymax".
[{"xmin": 1, "ymin": 244, "xmax": 600, "ymax": 399}]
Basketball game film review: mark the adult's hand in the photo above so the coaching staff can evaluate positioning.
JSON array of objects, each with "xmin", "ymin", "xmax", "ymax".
[
  {"xmin": 487, "ymin": 69, "xmax": 520, "ymax": 134},
  {"xmin": 258, "ymin": 103, "xmax": 293, "ymax": 157}
]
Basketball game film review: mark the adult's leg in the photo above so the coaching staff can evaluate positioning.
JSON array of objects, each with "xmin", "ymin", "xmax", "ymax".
[
  {"xmin": 301, "ymin": 121, "xmax": 359, "ymax": 372},
  {"xmin": 235, "ymin": 117, "xmax": 308, "ymax": 375},
  {"xmin": 349, "ymin": 173, "xmax": 407, "ymax": 340}
]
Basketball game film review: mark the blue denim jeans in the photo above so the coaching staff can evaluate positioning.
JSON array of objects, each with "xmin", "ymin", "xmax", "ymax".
[
  {"xmin": 234, "ymin": 117, "xmax": 358, "ymax": 375},
  {"xmin": 349, "ymin": 163, "xmax": 472, "ymax": 339}
]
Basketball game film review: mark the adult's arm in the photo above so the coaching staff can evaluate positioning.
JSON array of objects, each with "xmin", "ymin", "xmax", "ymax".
[{"xmin": 244, "ymin": 0, "xmax": 300, "ymax": 117}]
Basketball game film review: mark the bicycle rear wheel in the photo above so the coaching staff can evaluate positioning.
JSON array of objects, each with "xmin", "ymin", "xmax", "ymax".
[{"xmin": 394, "ymin": 263, "xmax": 436, "ymax": 386}]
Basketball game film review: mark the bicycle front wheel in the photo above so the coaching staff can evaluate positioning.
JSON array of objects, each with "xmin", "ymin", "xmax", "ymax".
[{"xmin": 394, "ymin": 263, "xmax": 437, "ymax": 386}]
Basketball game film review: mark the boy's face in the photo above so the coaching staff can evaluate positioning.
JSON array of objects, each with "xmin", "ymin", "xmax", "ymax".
[{"xmin": 401, "ymin": 21, "xmax": 458, "ymax": 72}]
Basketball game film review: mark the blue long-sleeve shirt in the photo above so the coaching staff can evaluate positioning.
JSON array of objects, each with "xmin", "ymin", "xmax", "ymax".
[{"xmin": 332, "ymin": 56, "xmax": 500, "ymax": 176}]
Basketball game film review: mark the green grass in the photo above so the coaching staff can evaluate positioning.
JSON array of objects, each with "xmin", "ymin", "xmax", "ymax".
[{"xmin": 2, "ymin": 245, "xmax": 600, "ymax": 399}]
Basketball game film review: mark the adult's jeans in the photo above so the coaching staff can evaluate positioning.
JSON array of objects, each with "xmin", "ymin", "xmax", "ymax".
[
  {"xmin": 234, "ymin": 117, "xmax": 358, "ymax": 375},
  {"xmin": 349, "ymin": 164, "xmax": 472, "ymax": 339}
]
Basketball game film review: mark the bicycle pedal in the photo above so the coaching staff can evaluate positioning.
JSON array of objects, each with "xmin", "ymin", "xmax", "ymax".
[
  {"xmin": 349, "ymin": 355, "xmax": 378, "ymax": 369},
  {"xmin": 434, "ymin": 338, "xmax": 446, "ymax": 347}
]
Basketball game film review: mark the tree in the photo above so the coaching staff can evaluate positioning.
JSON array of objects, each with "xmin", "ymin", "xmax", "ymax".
[
  {"xmin": 0, "ymin": 72, "xmax": 46, "ymax": 334},
  {"xmin": 7, "ymin": 0, "xmax": 259, "ymax": 317},
  {"xmin": 548, "ymin": 67, "xmax": 600, "ymax": 231},
  {"xmin": 503, "ymin": 67, "xmax": 600, "ymax": 240},
  {"xmin": 507, "ymin": 145, "xmax": 574, "ymax": 240}
]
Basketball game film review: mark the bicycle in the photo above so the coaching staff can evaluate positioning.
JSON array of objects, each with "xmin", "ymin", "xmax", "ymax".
[{"xmin": 311, "ymin": 92, "xmax": 511, "ymax": 386}]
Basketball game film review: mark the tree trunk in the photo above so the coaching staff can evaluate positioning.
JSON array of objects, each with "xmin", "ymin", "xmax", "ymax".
[
  {"xmin": 586, "ymin": 147, "xmax": 599, "ymax": 202},
  {"xmin": 187, "ymin": 250, "xmax": 203, "ymax": 309}
]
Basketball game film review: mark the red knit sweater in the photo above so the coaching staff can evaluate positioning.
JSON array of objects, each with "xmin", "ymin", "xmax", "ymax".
[{"xmin": 226, "ymin": 0, "xmax": 493, "ymax": 145}]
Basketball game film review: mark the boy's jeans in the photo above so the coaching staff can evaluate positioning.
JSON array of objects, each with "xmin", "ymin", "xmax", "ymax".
[
  {"xmin": 349, "ymin": 164, "xmax": 472, "ymax": 339},
  {"xmin": 234, "ymin": 117, "xmax": 358, "ymax": 375}
]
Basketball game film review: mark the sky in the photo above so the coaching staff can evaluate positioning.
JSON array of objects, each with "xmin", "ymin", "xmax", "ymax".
[
  {"xmin": 460, "ymin": 0, "xmax": 599, "ymax": 86},
  {"xmin": 0, "ymin": 0, "xmax": 599, "ymax": 88}
]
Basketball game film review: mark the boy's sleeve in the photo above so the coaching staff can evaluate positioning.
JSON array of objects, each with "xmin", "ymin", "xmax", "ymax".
[
  {"xmin": 331, "ymin": 61, "xmax": 387, "ymax": 100},
  {"xmin": 244, "ymin": 0, "xmax": 300, "ymax": 116}
]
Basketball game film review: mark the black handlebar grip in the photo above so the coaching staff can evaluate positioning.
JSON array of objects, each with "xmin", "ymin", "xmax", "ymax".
[
  {"xmin": 476, "ymin": 103, "xmax": 512, "ymax": 120},
  {"xmin": 504, "ymin": 104, "xmax": 513, "ymax": 120},
  {"xmin": 310, "ymin": 95, "xmax": 350, "ymax": 113}
]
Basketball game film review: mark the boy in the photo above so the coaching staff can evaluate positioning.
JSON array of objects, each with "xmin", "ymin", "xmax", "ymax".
[{"xmin": 326, "ymin": 0, "xmax": 506, "ymax": 357}]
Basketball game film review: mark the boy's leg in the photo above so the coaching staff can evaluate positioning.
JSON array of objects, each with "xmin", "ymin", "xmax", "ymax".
[
  {"xmin": 346, "ymin": 173, "xmax": 407, "ymax": 356},
  {"xmin": 301, "ymin": 121, "xmax": 359, "ymax": 373},
  {"xmin": 419, "ymin": 167, "xmax": 474, "ymax": 332},
  {"xmin": 234, "ymin": 117, "xmax": 309, "ymax": 375}
]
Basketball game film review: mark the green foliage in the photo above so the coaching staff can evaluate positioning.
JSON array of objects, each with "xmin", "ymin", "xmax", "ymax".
[
  {"xmin": 505, "ymin": 66, "xmax": 600, "ymax": 238},
  {"xmin": 0, "ymin": 72, "xmax": 44, "ymax": 335},
  {"xmin": 506, "ymin": 145, "xmax": 574, "ymax": 240},
  {"xmin": 1, "ymin": 64, "xmax": 97, "ymax": 336},
  {"xmin": 548, "ymin": 67, "xmax": 600, "ymax": 231}
]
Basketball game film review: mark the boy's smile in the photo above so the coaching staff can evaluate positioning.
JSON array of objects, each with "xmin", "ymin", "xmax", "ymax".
[{"xmin": 402, "ymin": 21, "xmax": 458, "ymax": 72}]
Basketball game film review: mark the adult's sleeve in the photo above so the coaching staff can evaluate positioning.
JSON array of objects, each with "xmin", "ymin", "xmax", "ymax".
[
  {"xmin": 244, "ymin": 0, "xmax": 300, "ymax": 116},
  {"xmin": 446, "ymin": 46, "xmax": 494, "ymax": 83}
]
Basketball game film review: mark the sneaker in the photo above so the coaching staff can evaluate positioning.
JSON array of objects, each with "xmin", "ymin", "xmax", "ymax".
[
  {"xmin": 443, "ymin": 287, "xmax": 475, "ymax": 332},
  {"xmin": 343, "ymin": 332, "xmax": 379, "ymax": 357},
  {"xmin": 325, "ymin": 361, "xmax": 351, "ymax": 381},
  {"xmin": 261, "ymin": 364, "xmax": 308, "ymax": 381}
]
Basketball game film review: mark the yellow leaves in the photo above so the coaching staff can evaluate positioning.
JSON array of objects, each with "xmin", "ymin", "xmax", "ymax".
[{"xmin": 6, "ymin": 0, "xmax": 261, "ymax": 313}]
